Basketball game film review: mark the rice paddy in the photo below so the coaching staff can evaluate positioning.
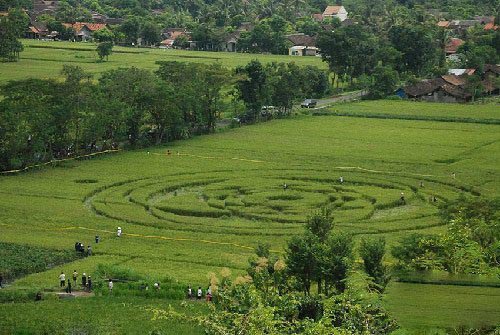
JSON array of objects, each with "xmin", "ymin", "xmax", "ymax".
[{"xmin": 0, "ymin": 100, "xmax": 499, "ymax": 332}]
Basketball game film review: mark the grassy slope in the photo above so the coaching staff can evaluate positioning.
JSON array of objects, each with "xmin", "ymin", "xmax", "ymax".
[
  {"xmin": 0, "ymin": 100, "xmax": 498, "ymax": 331},
  {"xmin": 0, "ymin": 39, "xmax": 326, "ymax": 83}
]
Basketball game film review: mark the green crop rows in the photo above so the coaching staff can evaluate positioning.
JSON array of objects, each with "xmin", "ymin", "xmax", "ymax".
[{"xmin": 0, "ymin": 100, "xmax": 499, "ymax": 332}]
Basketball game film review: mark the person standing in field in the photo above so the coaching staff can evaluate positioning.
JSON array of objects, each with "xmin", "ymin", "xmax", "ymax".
[
  {"xmin": 117, "ymin": 227, "xmax": 122, "ymax": 237},
  {"xmin": 87, "ymin": 245, "xmax": 92, "ymax": 256},
  {"xmin": 59, "ymin": 272, "xmax": 66, "ymax": 288},
  {"xmin": 67, "ymin": 279, "xmax": 72, "ymax": 293},
  {"xmin": 82, "ymin": 273, "xmax": 87, "ymax": 288},
  {"xmin": 197, "ymin": 287, "xmax": 202, "ymax": 300},
  {"xmin": 108, "ymin": 279, "xmax": 113, "ymax": 293},
  {"xmin": 87, "ymin": 276, "xmax": 92, "ymax": 292},
  {"xmin": 187, "ymin": 286, "xmax": 192, "ymax": 299},
  {"xmin": 339, "ymin": 176, "xmax": 344, "ymax": 184},
  {"xmin": 72, "ymin": 270, "xmax": 78, "ymax": 285}
]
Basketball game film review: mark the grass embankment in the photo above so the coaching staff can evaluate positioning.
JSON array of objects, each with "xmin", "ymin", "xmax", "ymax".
[
  {"xmin": 0, "ymin": 39, "xmax": 326, "ymax": 83},
  {"xmin": 0, "ymin": 100, "xmax": 498, "ymax": 332}
]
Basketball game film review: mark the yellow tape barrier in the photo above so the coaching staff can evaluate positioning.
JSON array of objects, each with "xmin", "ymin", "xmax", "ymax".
[
  {"xmin": 152, "ymin": 151, "xmax": 265, "ymax": 163},
  {"xmin": 1, "ymin": 223, "xmax": 281, "ymax": 253}
]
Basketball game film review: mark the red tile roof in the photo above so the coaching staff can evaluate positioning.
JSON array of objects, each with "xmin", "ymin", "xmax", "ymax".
[
  {"xmin": 63, "ymin": 22, "xmax": 107, "ymax": 33},
  {"xmin": 437, "ymin": 21, "xmax": 450, "ymax": 28},
  {"xmin": 323, "ymin": 6, "xmax": 344, "ymax": 16},
  {"xmin": 312, "ymin": 13, "xmax": 323, "ymax": 21},
  {"xmin": 445, "ymin": 38, "xmax": 464, "ymax": 54},
  {"xmin": 484, "ymin": 22, "xmax": 499, "ymax": 30}
]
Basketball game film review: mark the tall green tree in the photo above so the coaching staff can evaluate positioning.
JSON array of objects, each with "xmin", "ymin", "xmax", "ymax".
[
  {"xmin": 388, "ymin": 25, "xmax": 437, "ymax": 75},
  {"xmin": 359, "ymin": 237, "xmax": 390, "ymax": 292},
  {"xmin": 97, "ymin": 42, "xmax": 113, "ymax": 61},
  {"xmin": 0, "ymin": 8, "xmax": 27, "ymax": 62},
  {"xmin": 235, "ymin": 60, "xmax": 269, "ymax": 121}
]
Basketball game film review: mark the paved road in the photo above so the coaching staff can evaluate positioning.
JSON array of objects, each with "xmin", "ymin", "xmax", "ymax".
[
  {"xmin": 314, "ymin": 90, "xmax": 367, "ymax": 108},
  {"xmin": 216, "ymin": 90, "xmax": 367, "ymax": 129}
]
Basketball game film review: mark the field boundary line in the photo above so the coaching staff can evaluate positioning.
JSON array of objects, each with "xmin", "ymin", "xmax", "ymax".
[
  {"xmin": 57, "ymin": 226, "xmax": 281, "ymax": 253},
  {"xmin": 152, "ymin": 152, "xmax": 265, "ymax": 163},
  {"xmin": 0, "ymin": 150, "xmax": 121, "ymax": 175}
]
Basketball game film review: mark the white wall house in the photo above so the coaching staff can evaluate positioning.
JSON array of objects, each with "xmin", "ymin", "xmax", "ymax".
[{"xmin": 322, "ymin": 5, "xmax": 348, "ymax": 22}]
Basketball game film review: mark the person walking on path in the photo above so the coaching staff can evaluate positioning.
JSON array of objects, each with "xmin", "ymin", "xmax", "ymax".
[
  {"xmin": 66, "ymin": 279, "xmax": 72, "ymax": 293},
  {"xmin": 72, "ymin": 270, "xmax": 78, "ymax": 285},
  {"xmin": 59, "ymin": 272, "xmax": 66, "ymax": 288},
  {"xmin": 87, "ymin": 276, "xmax": 92, "ymax": 292},
  {"xmin": 81, "ymin": 273, "xmax": 87, "ymax": 288},
  {"xmin": 108, "ymin": 279, "xmax": 113, "ymax": 293},
  {"xmin": 117, "ymin": 227, "xmax": 122, "ymax": 237}
]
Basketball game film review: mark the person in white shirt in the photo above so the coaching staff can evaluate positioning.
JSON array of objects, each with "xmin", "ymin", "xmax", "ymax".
[
  {"xmin": 117, "ymin": 227, "xmax": 122, "ymax": 237},
  {"xmin": 197, "ymin": 287, "xmax": 202, "ymax": 300},
  {"xmin": 59, "ymin": 272, "xmax": 66, "ymax": 287},
  {"xmin": 108, "ymin": 279, "xmax": 113, "ymax": 292}
]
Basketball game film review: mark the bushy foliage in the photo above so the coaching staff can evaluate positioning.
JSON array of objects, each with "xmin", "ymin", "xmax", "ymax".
[
  {"xmin": 0, "ymin": 242, "xmax": 83, "ymax": 280},
  {"xmin": 392, "ymin": 197, "xmax": 499, "ymax": 274}
]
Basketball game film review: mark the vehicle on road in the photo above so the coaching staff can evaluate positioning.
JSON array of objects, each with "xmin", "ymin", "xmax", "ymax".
[{"xmin": 301, "ymin": 99, "xmax": 317, "ymax": 108}]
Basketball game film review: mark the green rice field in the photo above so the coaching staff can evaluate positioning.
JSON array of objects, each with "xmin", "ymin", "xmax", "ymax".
[
  {"xmin": 0, "ymin": 100, "xmax": 499, "ymax": 332},
  {"xmin": 0, "ymin": 39, "xmax": 326, "ymax": 83}
]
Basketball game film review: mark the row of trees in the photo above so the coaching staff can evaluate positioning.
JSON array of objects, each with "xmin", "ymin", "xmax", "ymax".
[{"xmin": 0, "ymin": 60, "xmax": 329, "ymax": 171}]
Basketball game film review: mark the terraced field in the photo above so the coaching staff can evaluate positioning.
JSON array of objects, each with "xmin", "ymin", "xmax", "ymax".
[{"xmin": 0, "ymin": 100, "xmax": 499, "ymax": 331}]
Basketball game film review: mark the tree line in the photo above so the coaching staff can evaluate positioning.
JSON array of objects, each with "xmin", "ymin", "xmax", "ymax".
[{"xmin": 0, "ymin": 60, "xmax": 329, "ymax": 171}]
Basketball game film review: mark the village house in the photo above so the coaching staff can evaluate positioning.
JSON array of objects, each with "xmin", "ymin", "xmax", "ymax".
[
  {"xmin": 312, "ymin": 5, "xmax": 349, "ymax": 22},
  {"xmin": 401, "ymin": 75, "xmax": 472, "ymax": 103},
  {"xmin": 32, "ymin": 0, "xmax": 59, "ymax": 17},
  {"xmin": 26, "ymin": 22, "xmax": 49, "ymax": 39},
  {"xmin": 220, "ymin": 31, "xmax": 241, "ymax": 52},
  {"xmin": 160, "ymin": 28, "xmax": 192, "ymax": 48},
  {"xmin": 445, "ymin": 38, "xmax": 464, "ymax": 55},
  {"xmin": 63, "ymin": 22, "xmax": 108, "ymax": 41},
  {"xmin": 401, "ymin": 65, "xmax": 499, "ymax": 103},
  {"xmin": 219, "ymin": 22, "xmax": 254, "ymax": 52},
  {"xmin": 322, "ymin": 5, "xmax": 348, "ymax": 22},
  {"xmin": 286, "ymin": 33, "xmax": 318, "ymax": 56},
  {"xmin": 482, "ymin": 64, "xmax": 500, "ymax": 95},
  {"xmin": 436, "ymin": 18, "xmax": 497, "ymax": 35}
]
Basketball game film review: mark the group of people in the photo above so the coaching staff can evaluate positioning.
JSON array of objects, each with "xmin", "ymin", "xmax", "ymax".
[
  {"xmin": 58, "ymin": 271, "xmax": 93, "ymax": 293},
  {"xmin": 187, "ymin": 285, "xmax": 212, "ymax": 302},
  {"xmin": 74, "ymin": 242, "xmax": 93, "ymax": 257}
]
